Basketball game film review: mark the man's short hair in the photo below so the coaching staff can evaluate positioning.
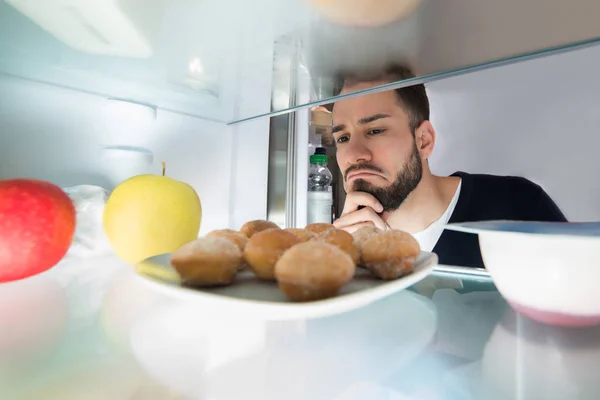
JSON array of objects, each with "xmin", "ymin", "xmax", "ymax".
[{"xmin": 332, "ymin": 64, "xmax": 430, "ymax": 133}]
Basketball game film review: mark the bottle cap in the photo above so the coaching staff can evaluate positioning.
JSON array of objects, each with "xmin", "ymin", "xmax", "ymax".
[
  {"xmin": 310, "ymin": 154, "xmax": 328, "ymax": 164},
  {"xmin": 314, "ymin": 147, "xmax": 327, "ymax": 155}
]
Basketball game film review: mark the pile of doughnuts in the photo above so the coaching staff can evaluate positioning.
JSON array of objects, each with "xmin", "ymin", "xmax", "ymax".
[{"xmin": 170, "ymin": 220, "xmax": 421, "ymax": 302}]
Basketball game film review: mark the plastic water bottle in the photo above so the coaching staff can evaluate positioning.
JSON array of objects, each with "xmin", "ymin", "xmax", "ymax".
[{"xmin": 307, "ymin": 147, "xmax": 333, "ymax": 224}]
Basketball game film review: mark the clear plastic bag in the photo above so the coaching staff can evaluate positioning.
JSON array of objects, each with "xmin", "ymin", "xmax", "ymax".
[
  {"xmin": 35, "ymin": 185, "xmax": 122, "ymax": 335},
  {"xmin": 62, "ymin": 185, "xmax": 113, "ymax": 258}
]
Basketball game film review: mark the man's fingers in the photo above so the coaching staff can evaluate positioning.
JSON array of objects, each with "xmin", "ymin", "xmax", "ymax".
[
  {"xmin": 341, "ymin": 192, "xmax": 383, "ymax": 215},
  {"xmin": 333, "ymin": 207, "xmax": 387, "ymax": 231},
  {"xmin": 338, "ymin": 222, "xmax": 378, "ymax": 234}
]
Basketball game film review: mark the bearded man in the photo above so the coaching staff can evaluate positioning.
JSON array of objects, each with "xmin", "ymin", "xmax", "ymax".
[{"xmin": 331, "ymin": 64, "xmax": 567, "ymax": 268}]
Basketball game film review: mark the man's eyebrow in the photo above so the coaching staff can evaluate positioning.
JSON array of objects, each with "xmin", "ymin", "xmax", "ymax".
[
  {"xmin": 332, "ymin": 113, "xmax": 390, "ymax": 135},
  {"xmin": 332, "ymin": 124, "xmax": 346, "ymax": 134},
  {"xmin": 358, "ymin": 113, "xmax": 391, "ymax": 125}
]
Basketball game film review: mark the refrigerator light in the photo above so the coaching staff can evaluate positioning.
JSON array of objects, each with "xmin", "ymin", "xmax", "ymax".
[
  {"xmin": 188, "ymin": 57, "xmax": 204, "ymax": 77},
  {"xmin": 5, "ymin": 0, "xmax": 165, "ymax": 58}
]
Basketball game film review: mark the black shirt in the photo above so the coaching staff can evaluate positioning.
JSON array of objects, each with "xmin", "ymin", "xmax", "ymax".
[{"xmin": 432, "ymin": 171, "xmax": 568, "ymax": 268}]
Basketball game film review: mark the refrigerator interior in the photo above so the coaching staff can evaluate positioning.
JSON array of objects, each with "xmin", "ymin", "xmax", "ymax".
[
  {"xmin": 2, "ymin": 3, "xmax": 600, "ymax": 399},
  {"xmin": 2, "ymin": 0, "xmax": 600, "ymax": 236},
  {"xmin": 0, "ymin": 73, "xmax": 273, "ymax": 234},
  {"xmin": 2, "ymin": 44, "xmax": 600, "ymax": 238}
]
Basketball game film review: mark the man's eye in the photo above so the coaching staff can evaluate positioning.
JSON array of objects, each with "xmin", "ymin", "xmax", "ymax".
[
  {"xmin": 336, "ymin": 136, "xmax": 349, "ymax": 144},
  {"xmin": 369, "ymin": 129, "xmax": 385, "ymax": 135}
]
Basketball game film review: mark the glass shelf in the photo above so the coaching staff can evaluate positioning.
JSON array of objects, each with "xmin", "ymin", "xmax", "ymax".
[
  {"xmin": 2, "ymin": 0, "xmax": 600, "ymax": 125},
  {"xmin": 234, "ymin": 36, "xmax": 600, "ymax": 125},
  {"xmin": 5, "ymin": 255, "xmax": 600, "ymax": 400}
]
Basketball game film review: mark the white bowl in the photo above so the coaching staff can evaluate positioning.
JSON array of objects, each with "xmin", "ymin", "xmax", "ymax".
[{"xmin": 446, "ymin": 221, "xmax": 600, "ymax": 327}]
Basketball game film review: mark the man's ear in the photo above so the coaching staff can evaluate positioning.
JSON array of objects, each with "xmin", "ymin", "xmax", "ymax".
[{"xmin": 415, "ymin": 120, "xmax": 436, "ymax": 159}]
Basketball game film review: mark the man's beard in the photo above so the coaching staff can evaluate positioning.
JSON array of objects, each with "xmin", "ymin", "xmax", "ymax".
[{"xmin": 349, "ymin": 144, "xmax": 423, "ymax": 212}]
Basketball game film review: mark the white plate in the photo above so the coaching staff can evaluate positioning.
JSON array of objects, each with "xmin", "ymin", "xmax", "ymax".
[{"xmin": 134, "ymin": 251, "xmax": 438, "ymax": 320}]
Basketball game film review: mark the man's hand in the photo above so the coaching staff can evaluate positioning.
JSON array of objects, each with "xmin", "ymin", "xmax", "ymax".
[{"xmin": 333, "ymin": 192, "xmax": 387, "ymax": 233}]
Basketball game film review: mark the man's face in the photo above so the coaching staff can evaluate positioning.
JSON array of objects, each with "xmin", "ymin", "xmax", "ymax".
[{"xmin": 332, "ymin": 82, "xmax": 423, "ymax": 212}]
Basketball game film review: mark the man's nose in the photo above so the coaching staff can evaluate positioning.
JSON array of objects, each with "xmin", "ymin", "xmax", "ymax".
[{"xmin": 346, "ymin": 137, "xmax": 372, "ymax": 165}]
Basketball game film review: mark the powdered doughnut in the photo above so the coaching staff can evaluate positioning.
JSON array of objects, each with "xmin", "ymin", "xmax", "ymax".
[
  {"xmin": 284, "ymin": 228, "xmax": 316, "ymax": 242},
  {"xmin": 244, "ymin": 228, "xmax": 300, "ymax": 280},
  {"xmin": 352, "ymin": 225, "xmax": 383, "ymax": 249},
  {"xmin": 361, "ymin": 230, "xmax": 420, "ymax": 280},
  {"xmin": 313, "ymin": 228, "xmax": 360, "ymax": 265},
  {"xmin": 275, "ymin": 241, "xmax": 355, "ymax": 301},
  {"xmin": 351, "ymin": 225, "xmax": 383, "ymax": 266},
  {"xmin": 305, "ymin": 222, "xmax": 335, "ymax": 235},
  {"xmin": 207, "ymin": 229, "xmax": 249, "ymax": 252},
  {"xmin": 170, "ymin": 237, "xmax": 242, "ymax": 286},
  {"xmin": 239, "ymin": 219, "xmax": 280, "ymax": 238}
]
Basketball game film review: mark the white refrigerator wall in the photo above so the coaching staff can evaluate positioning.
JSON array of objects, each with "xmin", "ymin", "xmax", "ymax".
[
  {"xmin": 0, "ymin": 75, "xmax": 270, "ymax": 234},
  {"xmin": 427, "ymin": 44, "xmax": 600, "ymax": 222}
]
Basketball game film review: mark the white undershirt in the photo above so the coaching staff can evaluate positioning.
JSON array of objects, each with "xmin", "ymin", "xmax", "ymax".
[{"xmin": 411, "ymin": 179, "xmax": 462, "ymax": 252}]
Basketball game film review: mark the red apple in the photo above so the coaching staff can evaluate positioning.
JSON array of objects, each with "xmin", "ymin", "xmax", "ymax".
[{"xmin": 0, "ymin": 179, "xmax": 76, "ymax": 283}]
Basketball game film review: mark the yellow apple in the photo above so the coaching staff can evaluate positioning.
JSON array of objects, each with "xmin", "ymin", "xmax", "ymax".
[
  {"xmin": 308, "ymin": 0, "xmax": 423, "ymax": 27},
  {"xmin": 103, "ymin": 163, "xmax": 202, "ymax": 264}
]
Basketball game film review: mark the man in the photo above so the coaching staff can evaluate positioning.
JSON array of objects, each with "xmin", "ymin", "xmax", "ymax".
[{"xmin": 331, "ymin": 64, "xmax": 567, "ymax": 268}]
